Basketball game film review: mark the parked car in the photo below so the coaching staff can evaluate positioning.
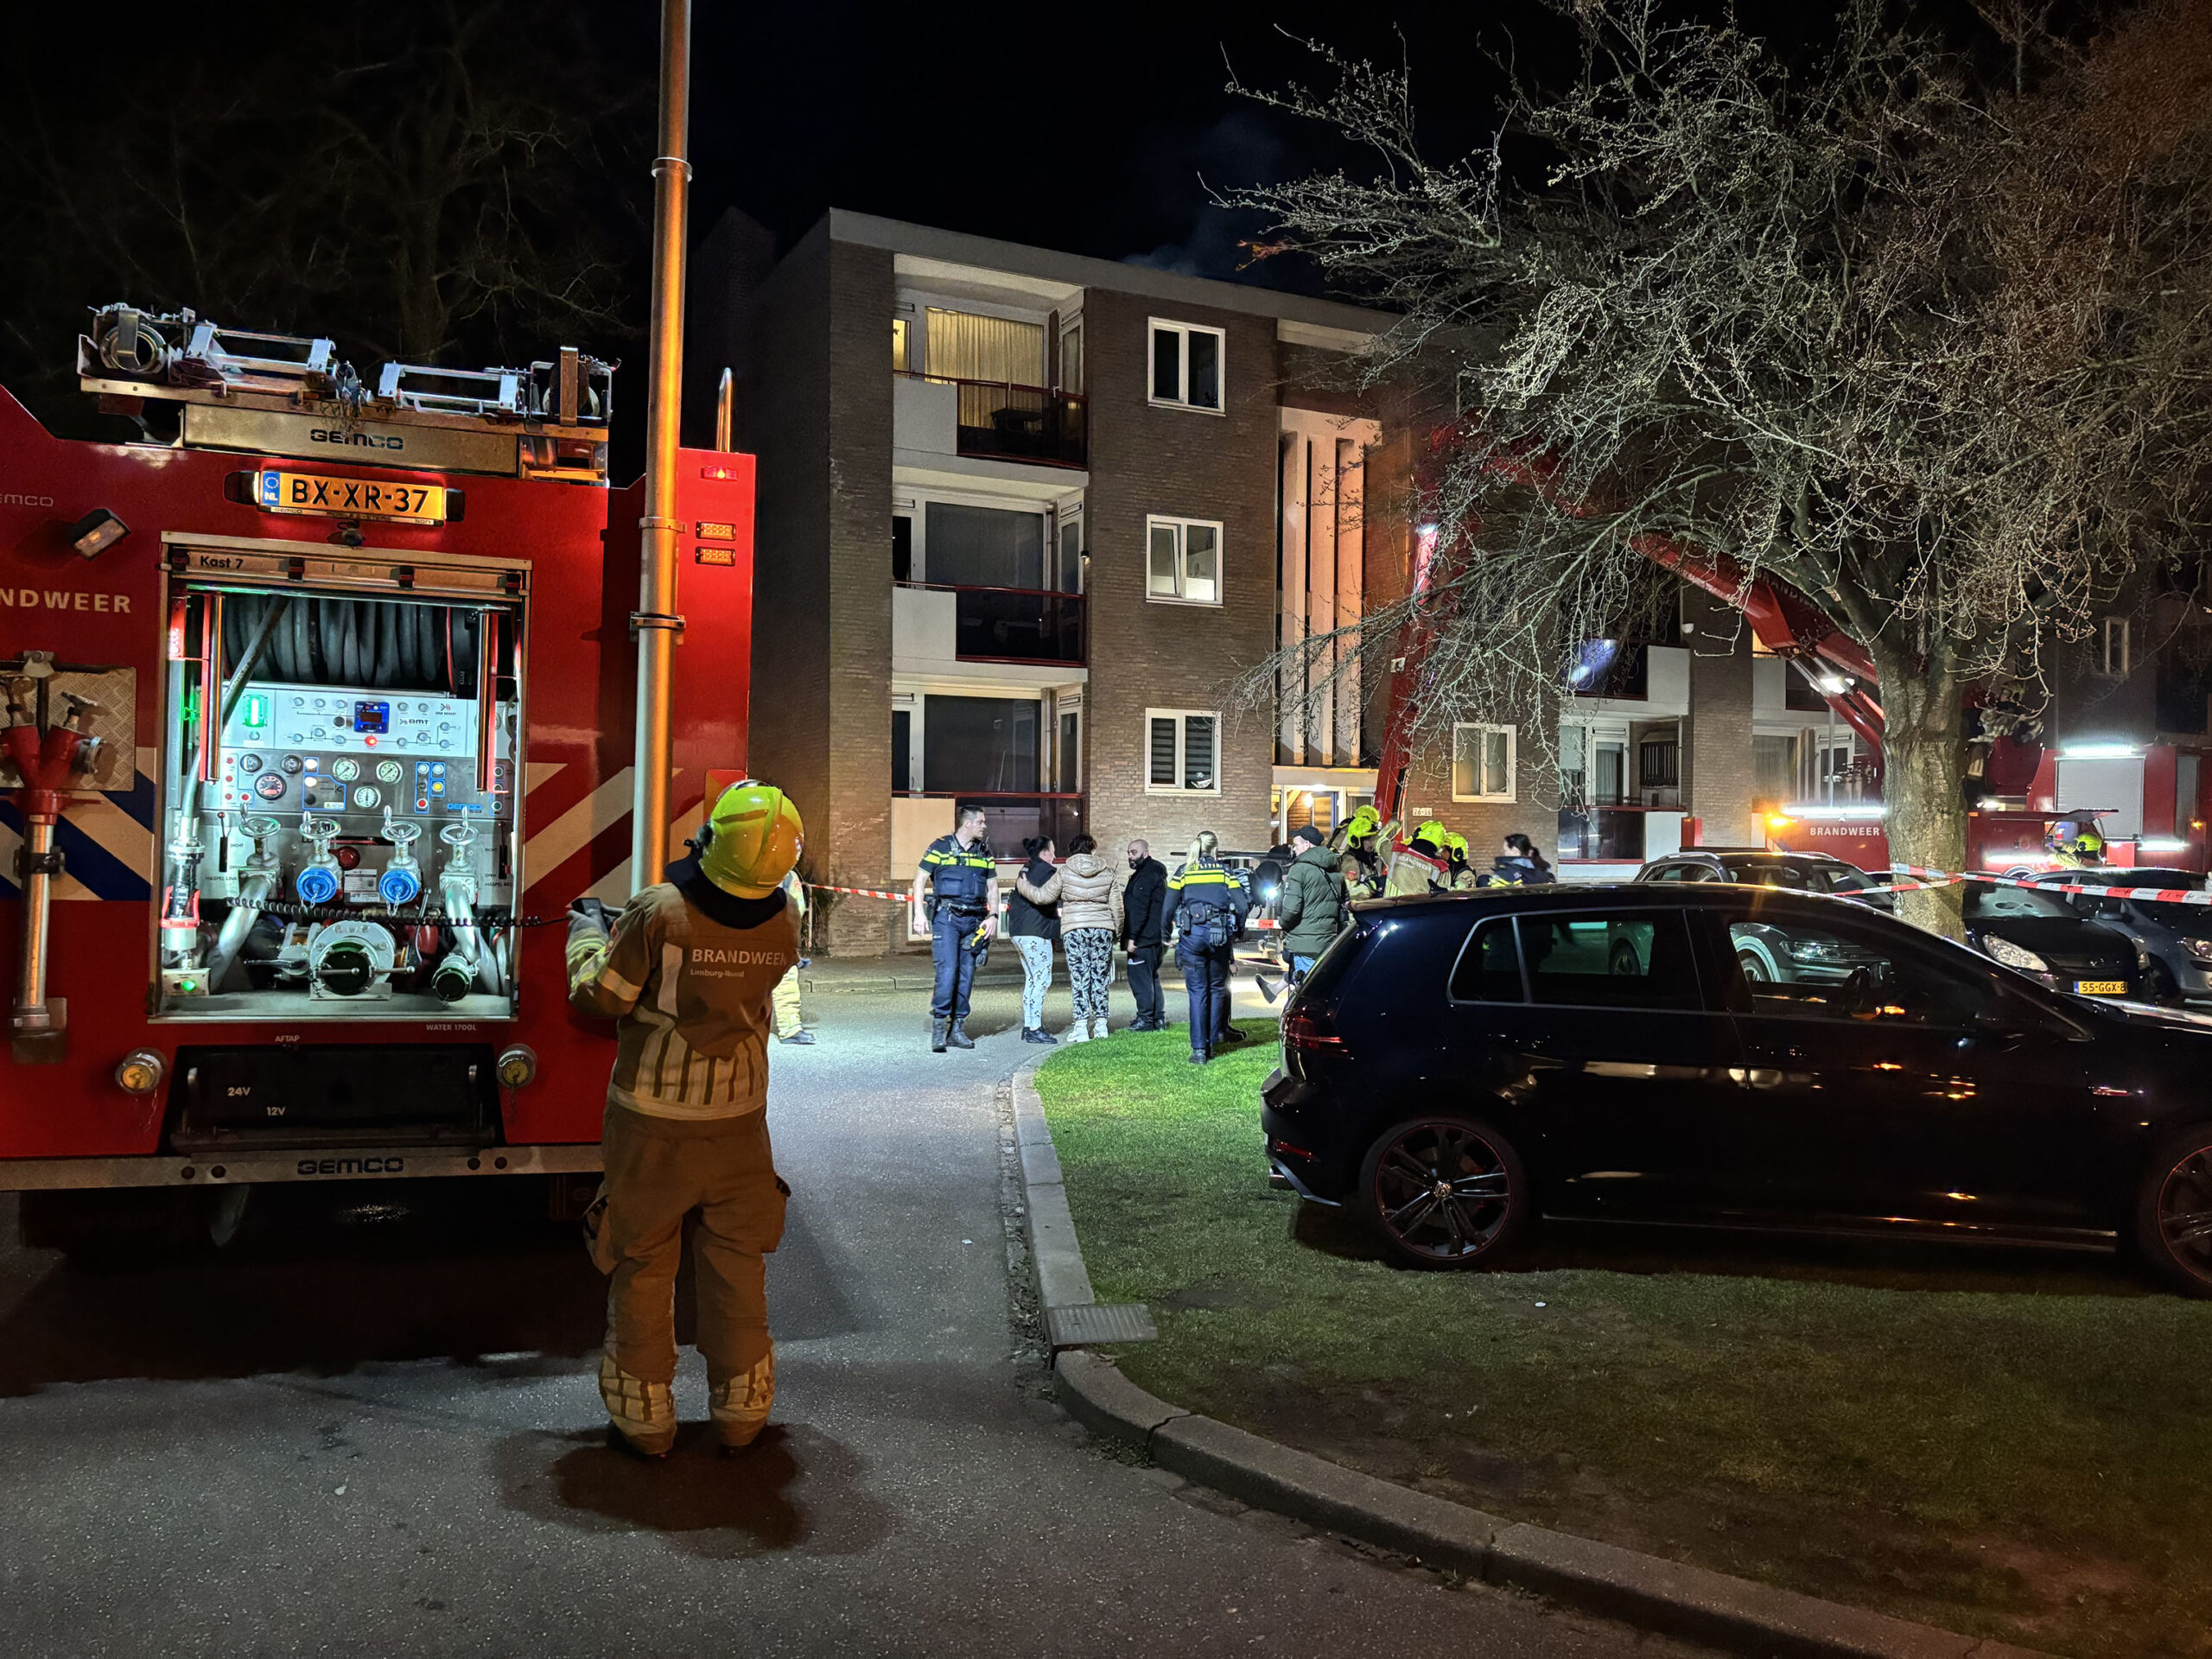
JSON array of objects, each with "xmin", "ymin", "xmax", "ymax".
[
  {"xmin": 1262, "ymin": 884, "xmax": 2212, "ymax": 1293},
  {"xmin": 1933, "ymin": 881, "xmax": 2142, "ymax": 1001},
  {"xmin": 1633, "ymin": 850, "xmax": 2140, "ymax": 1001},
  {"xmin": 1635, "ymin": 849, "xmax": 1885, "ymax": 895},
  {"xmin": 2028, "ymin": 868, "xmax": 2212, "ymax": 1007}
]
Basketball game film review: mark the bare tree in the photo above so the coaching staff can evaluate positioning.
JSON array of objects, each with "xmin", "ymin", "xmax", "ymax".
[
  {"xmin": 1230, "ymin": 0, "xmax": 2212, "ymax": 929},
  {"xmin": 0, "ymin": 1, "xmax": 644, "ymax": 432}
]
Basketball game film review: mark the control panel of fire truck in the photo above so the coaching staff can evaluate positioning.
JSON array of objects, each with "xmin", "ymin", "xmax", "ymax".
[{"xmin": 157, "ymin": 588, "xmax": 523, "ymax": 1020}]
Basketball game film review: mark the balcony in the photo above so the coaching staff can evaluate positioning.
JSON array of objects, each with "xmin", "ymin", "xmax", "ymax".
[
  {"xmin": 898, "ymin": 791, "xmax": 1086, "ymax": 852},
  {"xmin": 893, "ymin": 372, "xmax": 1087, "ymax": 469},
  {"xmin": 1557, "ymin": 804, "xmax": 1687, "ymax": 866},
  {"xmin": 894, "ymin": 582, "xmax": 1084, "ymax": 669}
]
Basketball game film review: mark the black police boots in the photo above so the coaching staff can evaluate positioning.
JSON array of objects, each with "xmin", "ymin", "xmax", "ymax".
[
  {"xmin": 931, "ymin": 1018, "xmax": 950, "ymax": 1053},
  {"xmin": 947, "ymin": 1021, "xmax": 976, "ymax": 1050}
]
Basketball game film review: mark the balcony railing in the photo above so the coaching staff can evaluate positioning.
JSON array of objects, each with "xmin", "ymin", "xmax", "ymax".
[
  {"xmin": 902, "ymin": 791, "xmax": 1085, "ymax": 850},
  {"xmin": 899, "ymin": 372, "xmax": 1088, "ymax": 467},
  {"xmin": 1557, "ymin": 804, "xmax": 1657, "ymax": 861},
  {"xmin": 900, "ymin": 582, "xmax": 1085, "ymax": 666}
]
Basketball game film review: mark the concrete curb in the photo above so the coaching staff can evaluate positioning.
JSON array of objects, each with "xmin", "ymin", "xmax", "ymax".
[{"xmin": 1013, "ymin": 1057, "xmax": 2055, "ymax": 1659}]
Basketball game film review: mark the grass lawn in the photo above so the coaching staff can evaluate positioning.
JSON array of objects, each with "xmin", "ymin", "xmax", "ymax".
[{"xmin": 1039, "ymin": 1026, "xmax": 2212, "ymax": 1659}]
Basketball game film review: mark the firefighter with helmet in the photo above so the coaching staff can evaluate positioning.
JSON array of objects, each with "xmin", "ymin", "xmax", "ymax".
[
  {"xmin": 2047, "ymin": 819, "xmax": 2107, "ymax": 868},
  {"xmin": 1443, "ymin": 831, "xmax": 1480, "ymax": 892},
  {"xmin": 567, "ymin": 779, "xmax": 805, "ymax": 1459}
]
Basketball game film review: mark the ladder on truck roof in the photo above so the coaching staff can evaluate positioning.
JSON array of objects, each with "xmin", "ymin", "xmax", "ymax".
[{"xmin": 75, "ymin": 303, "xmax": 617, "ymax": 482}]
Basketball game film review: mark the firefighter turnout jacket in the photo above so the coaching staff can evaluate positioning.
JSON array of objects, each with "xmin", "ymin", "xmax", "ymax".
[{"xmin": 567, "ymin": 854, "xmax": 802, "ymax": 1120}]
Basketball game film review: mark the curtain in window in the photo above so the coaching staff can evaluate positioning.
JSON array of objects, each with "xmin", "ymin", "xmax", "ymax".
[
  {"xmin": 1149, "ymin": 717, "xmax": 1178, "ymax": 785},
  {"xmin": 1183, "ymin": 716, "xmax": 1216, "ymax": 788},
  {"xmin": 927, "ymin": 308, "xmax": 1046, "ymax": 386}
]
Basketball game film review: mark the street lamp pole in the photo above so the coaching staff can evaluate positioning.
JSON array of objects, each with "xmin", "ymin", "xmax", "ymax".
[{"xmin": 632, "ymin": 0, "xmax": 692, "ymax": 891}]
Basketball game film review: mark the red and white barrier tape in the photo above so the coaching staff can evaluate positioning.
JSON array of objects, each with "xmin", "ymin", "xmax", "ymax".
[
  {"xmin": 1881, "ymin": 866, "xmax": 2212, "ymax": 905},
  {"xmin": 802, "ymin": 880, "xmax": 1282, "ymax": 926}
]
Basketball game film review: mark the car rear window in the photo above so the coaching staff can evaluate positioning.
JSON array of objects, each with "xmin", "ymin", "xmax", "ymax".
[
  {"xmin": 1447, "ymin": 916, "xmax": 1523, "ymax": 1001},
  {"xmin": 1521, "ymin": 912, "xmax": 1703, "ymax": 1009}
]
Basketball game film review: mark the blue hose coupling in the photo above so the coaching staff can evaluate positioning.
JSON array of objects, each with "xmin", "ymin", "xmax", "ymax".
[
  {"xmin": 378, "ymin": 866, "xmax": 422, "ymax": 906},
  {"xmin": 296, "ymin": 865, "xmax": 340, "ymax": 906}
]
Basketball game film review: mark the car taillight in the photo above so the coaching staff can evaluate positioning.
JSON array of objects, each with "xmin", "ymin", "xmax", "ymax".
[{"xmin": 1284, "ymin": 1007, "xmax": 1347, "ymax": 1053}]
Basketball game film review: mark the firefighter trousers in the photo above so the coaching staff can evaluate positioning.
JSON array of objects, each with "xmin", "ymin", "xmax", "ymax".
[{"xmin": 594, "ymin": 1103, "xmax": 788, "ymax": 1387}]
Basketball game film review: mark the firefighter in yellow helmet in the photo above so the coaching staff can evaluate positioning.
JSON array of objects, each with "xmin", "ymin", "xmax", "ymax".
[
  {"xmin": 1383, "ymin": 819, "xmax": 1452, "ymax": 897},
  {"xmin": 567, "ymin": 779, "xmax": 804, "ymax": 1459},
  {"xmin": 1443, "ymin": 831, "xmax": 1480, "ymax": 892},
  {"xmin": 2046, "ymin": 820, "xmax": 2107, "ymax": 870}
]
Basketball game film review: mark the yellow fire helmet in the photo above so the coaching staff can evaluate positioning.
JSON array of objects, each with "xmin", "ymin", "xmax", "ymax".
[
  {"xmin": 2075, "ymin": 830, "xmax": 2106, "ymax": 856},
  {"xmin": 1414, "ymin": 818, "xmax": 1448, "ymax": 848},
  {"xmin": 696, "ymin": 779, "xmax": 804, "ymax": 898},
  {"xmin": 1347, "ymin": 804, "xmax": 1382, "ymax": 842},
  {"xmin": 1445, "ymin": 831, "xmax": 1470, "ymax": 861}
]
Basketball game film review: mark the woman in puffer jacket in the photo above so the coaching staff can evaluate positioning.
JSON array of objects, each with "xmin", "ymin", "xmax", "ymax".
[{"xmin": 1017, "ymin": 833, "xmax": 1123, "ymax": 1041}]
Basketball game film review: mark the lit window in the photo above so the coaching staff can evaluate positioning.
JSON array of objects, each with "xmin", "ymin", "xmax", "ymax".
[
  {"xmin": 1147, "ymin": 709, "xmax": 1220, "ymax": 793},
  {"xmin": 1148, "ymin": 319, "xmax": 1224, "ymax": 411},
  {"xmin": 1452, "ymin": 722, "xmax": 1516, "ymax": 803},
  {"xmin": 892, "ymin": 316, "xmax": 910, "ymax": 374},
  {"xmin": 1146, "ymin": 516, "xmax": 1222, "ymax": 604}
]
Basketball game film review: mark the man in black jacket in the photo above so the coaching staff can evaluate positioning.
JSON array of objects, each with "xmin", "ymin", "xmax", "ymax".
[{"xmin": 1121, "ymin": 838, "xmax": 1169, "ymax": 1031}]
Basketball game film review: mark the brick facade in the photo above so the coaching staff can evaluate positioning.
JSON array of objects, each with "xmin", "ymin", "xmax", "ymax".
[
  {"xmin": 1681, "ymin": 589, "xmax": 1758, "ymax": 846},
  {"xmin": 1083, "ymin": 289, "xmax": 1278, "ymax": 861},
  {"xmin": 734, "ymin": 229, "xmax": 900, "ymax": 954}
]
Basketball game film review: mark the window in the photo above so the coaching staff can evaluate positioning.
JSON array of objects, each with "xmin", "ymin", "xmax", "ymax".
[
  {"xmin": 1058, "ymin": 317, "xmax": 1084, "ymax": 393},
  {"xmin": 892, "ymin": 515, "xmax": 912, "ymax": 583},
  {"xmin": 1726, "ymin": 918, "xmax": 1995, "ymax": 1027},
  {"xmin": 892, "ymin": 709, "xmax": 912, "ymax": 792},
  {"xmin": 1452, "ymin": 723, "xmax": 1516, "ymax": 802},
  {"xmin": 1639, "ymin": 737, "xmax": 1678, "ymax": 789},
  {"xmin": 892, "ymin": 315, "xmax": 911, "ymax": 374},
  {"xmin": 1147, "ymin": 709, "xmax": 1219, "ymax": 793},
  {"xmin": 1146, "ymin": 516, "xmax": 1221, "ymax": 604},
  {"xmin": 923, "ymin": 502, "xmax": 1045, "ymax": 588},
  {"xmin": 1448, "ymin": 918, "xmax": 1524, "ymax": 1001},
  {"xmin": 1057, "ymin": 508, "xmax": 1084, "ymax": 593},
  {"xmin": 1058, "ymin": 709, "xmax": 1080, "ymax": 794},
  {"xmin": 926, "ymin": 308, "xmax": 1046, "ymax": 385},
  {"xmin": 1524, "ymin": 913, "xmax": 1702, "ymax": 1010},
  {"xmin": 1149, "ymin": 319, "xmax": 1224, "ymax": 411},
  {"xmin": 922, "ymin": 696, "xmax": 1039, "ymax": 792},
  {"xmin": 2101, "ymin": 617, "xmax": 2132, "ymax": 678}
]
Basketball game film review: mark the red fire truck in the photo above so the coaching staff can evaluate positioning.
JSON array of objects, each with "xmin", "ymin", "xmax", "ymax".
[{"xmin": 0, "ymin": 306, "xmax": 754, "ymax": 1253}]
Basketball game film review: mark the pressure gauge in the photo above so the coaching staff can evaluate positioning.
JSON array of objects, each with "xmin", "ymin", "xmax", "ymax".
[
  {"xmin": 332, "ymin": 758, "xmax": 360, "ymax": 782},
  {"xmin": 376, "ymin": 759, "xmax": 403, "ymax": 784},
  {"xmin": 352, "ymin": 785, "xmax": 380, "ymax": 810}
]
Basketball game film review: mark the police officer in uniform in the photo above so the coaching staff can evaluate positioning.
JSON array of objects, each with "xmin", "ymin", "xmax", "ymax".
[
  {"xmin": 1164, "ymin": 830, "xmax": 1249, "ymax": 1065},
  {"xmin": 911, "ymin": 803, "xmax": 999, "ymax": 1052},
  {"xmin": 567, "ymin": 779, "xmax": 804, "ymax": 1459}
]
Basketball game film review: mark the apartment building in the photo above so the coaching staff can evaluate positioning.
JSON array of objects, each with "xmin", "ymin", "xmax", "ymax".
[{"xmin": 692, "ymin": 208, "xmax": 1452, "ymax": 954}]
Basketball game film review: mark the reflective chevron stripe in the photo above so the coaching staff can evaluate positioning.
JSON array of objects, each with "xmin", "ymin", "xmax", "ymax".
[
  {"xmin": 0, "ymin": 749, "xmax": 158, "ymax": 901},
  {"xmin": 520, "ymin": 760, "xmax": 696, "ymax": 904}
]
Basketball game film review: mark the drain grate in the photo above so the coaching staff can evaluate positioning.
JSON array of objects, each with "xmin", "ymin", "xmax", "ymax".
[{"xmin": 1045, "ymin": 1301, "xmax": 1157, "ymax": 1348}]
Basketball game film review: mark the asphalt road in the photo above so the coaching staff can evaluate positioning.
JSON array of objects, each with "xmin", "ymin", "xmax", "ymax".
[{"xmin": 0, "ymin": 977, "xmax": 1710, "ymax": 1657}]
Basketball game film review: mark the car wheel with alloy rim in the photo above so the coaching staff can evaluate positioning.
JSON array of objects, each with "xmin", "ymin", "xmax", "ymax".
[
  {"xmin": 2136, "ymin": 1124, "xmax": 2212, "ymax": 1296},
  {"xmin": 1357, "ymin": 1115, "xmax": 1529, "ymax": 1269}
]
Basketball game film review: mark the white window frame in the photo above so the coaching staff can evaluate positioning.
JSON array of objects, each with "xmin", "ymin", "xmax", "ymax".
[
  {"xmin": 1452, "ymin": 721, "xmax": 1518, "ymax": 804},
  {"xmin": 1146, "ymin": 515, "xmax": 1224, "ymax": 606},
  {"xmin": 1146, "ymin": 708, "xmax": 1222, "ymax": 796},
  {"xmin": 1147, "ymin": 317, "xmax": 1226, "ymax": 413},
  {"xmin": 2101, "ymin": 616, "xmax": 2132, "ymax": 677}
]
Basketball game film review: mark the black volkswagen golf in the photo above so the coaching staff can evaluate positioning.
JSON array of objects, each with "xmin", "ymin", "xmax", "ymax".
[{"xmin": 1262, "ymin": 884, "xmax": 2212, "ymax": 1293}]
